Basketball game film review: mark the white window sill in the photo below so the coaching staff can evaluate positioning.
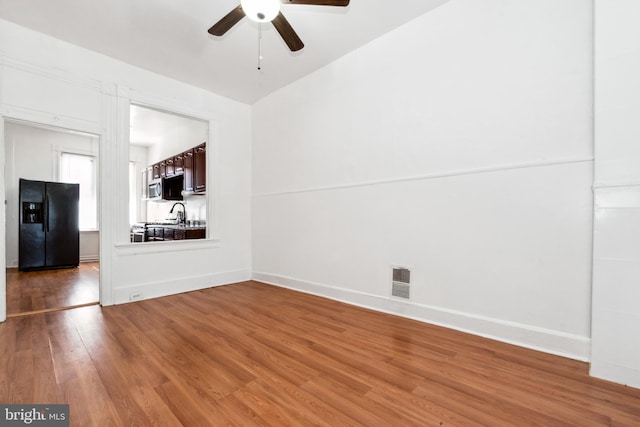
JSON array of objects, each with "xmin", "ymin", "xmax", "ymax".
[{"xmin": 114, "ymin": 237, "xmax": 220, "ymax": 256}]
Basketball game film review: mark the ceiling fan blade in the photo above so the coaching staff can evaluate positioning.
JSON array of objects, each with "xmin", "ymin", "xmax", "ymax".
[
  {"xmin": 208, "ymin": 5, "xmax": 245, "ymax": 36},
  {"xmin": 272, "ymin": 12, "xmax": 305, "ymax": 52},
  {"xmin": 283, "ymin": 0, "xmax": 350, "ymax": 6}
]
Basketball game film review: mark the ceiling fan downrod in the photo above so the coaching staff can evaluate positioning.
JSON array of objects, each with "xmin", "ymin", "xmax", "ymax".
[{"xmin": 257, "ymin": 23, "xmax": 263, "ymax": 70}]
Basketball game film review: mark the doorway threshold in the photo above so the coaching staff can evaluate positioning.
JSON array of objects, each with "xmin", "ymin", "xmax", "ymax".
[{"xmin": 6, "ymin": 301, "xmax": 100, "ymax": 318}]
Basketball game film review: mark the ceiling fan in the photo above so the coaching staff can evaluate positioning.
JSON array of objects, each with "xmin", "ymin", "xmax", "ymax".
[{"xmin": 208, "ymin": 0, "xmax": 350, "ymax": 52}]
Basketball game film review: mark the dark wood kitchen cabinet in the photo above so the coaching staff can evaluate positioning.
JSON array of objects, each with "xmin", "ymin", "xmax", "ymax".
[
  {"xmin": 173, "ymin": 228, "xmax": 186, "ymax": 240},
  {"xmin": 143, "ymin": 226, "xmax": 204, "ymax": 241},
  {"xmin": 174, "ymin": 153, "xmax": 184, "ymax": 175},
  {"xmin": 146, "ymin": 227, "xmax": 162, "ymax": 241},
  {"xmin": 183, "ymin": 149, "xmax": 194, "ymax": 192},
  {"xmin": 186, "ymin": 228, "xmax": 206, "ymax": 239},
  {"xmin": 193, "ymin": 143, "xmax": 206, "ymax": 193},
  {"xmin": 154, "ymin": 227, "xmax": 164, "ymax": 240},
  {"xmin": 165, "ymin": 157, "xmax": 175, "ymax": 176},
  {"xmin": 144, "ymin": 142, "xmax": 205, "ymax": 198}
]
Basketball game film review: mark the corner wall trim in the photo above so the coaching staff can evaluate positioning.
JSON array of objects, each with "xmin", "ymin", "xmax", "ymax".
[{"xmin": 252, "ymin": 271, "xmax": 591, "ymax": 362}]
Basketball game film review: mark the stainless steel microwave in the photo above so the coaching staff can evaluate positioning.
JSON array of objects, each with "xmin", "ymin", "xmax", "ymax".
[{"xmin": 148, "ymin": 179, "xmax": 162, "ymax": 201}]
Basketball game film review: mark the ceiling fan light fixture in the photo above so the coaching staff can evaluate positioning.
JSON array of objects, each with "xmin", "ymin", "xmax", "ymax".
[{"xmin": 241, "ymin": 0, "xmax": 281, "ymax": 23}]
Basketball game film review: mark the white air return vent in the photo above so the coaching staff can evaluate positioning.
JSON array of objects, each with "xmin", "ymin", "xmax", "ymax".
[{"xmin": 391, "ymin": 267, "xmax": 411, "ymax": 299}]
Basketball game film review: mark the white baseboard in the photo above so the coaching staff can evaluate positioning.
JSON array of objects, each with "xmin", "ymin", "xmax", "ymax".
[
  {"xmin": 114, "ymin": 269, "xmax": 251, "ymax": 305},
  {"xmin": 6, "ymin": 257, "xmax": 98, "ymax": 268},
  {"xmin": 252, "ymin": 272, "xmax": 591, "ymax": 362}
]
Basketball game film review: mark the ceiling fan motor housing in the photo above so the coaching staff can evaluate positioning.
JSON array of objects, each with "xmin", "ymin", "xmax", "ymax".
[{"xmin": 241, "ymin": 0, "xmax": 281, "ymax": 23}]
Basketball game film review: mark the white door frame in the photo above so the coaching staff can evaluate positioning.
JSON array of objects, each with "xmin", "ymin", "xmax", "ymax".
[{"xmin": 0, "ymin": 113, "xmax": 107, "ymax": 322}]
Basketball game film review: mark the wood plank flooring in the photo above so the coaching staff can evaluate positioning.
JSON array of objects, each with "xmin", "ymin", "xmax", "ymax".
[
  {"xmin": 6, "ymin": 262, "xmax": 99, "ymax": 316},
  {"xmin": 1, "ymin": 281, "xmax": 639, "ymax": 426}
]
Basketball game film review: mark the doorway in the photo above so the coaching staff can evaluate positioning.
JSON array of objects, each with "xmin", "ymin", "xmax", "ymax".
[{"xmin": 4, "ymin": 120, "xmax": 100, "ymax": 317}]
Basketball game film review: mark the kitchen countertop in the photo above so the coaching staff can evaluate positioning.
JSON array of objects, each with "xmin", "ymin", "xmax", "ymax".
[
  {"xmin": 154, "ymin": 224, "xmax": 206, "ymax": 230},
  {"xmin": 143, "ymin": 221, "xmax": 206, "ymax": 230}
]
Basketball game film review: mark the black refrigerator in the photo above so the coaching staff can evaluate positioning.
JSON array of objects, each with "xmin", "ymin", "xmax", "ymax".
[{"xmin": 19, "ymin": 178, "xmax": 80, "ymax": 271}]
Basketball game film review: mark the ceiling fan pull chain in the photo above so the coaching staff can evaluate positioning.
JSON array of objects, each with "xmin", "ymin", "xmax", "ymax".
[{"xmin": 257, "ymin": 23, "xmax": 263, "ymax": 70}]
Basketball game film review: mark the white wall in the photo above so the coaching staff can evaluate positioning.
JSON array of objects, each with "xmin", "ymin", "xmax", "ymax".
[
  {"xmin": 591, "ymin": 0, "xmax": 640, "ymax": 388},
  {"xmin": 0, "ymin": 16, "xmax": 252, "ymax": 312},
  {"xmin": 4, "ymin": 121, "xmax": 100, "ymax": 266},
  {"xmin": 252, "ymin": 0, "xmax": 594, "ymax": 360},
  {"xmin": 135, "ymin": 106, "xmax": 209, "ymax": 164}
]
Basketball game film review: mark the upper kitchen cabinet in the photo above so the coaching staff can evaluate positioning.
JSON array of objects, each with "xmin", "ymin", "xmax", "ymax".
[
  {"xmin": 152, "ymin": 163, "xmax": 161, "ymax": 180},
  {"xmin": 174, "ymin": 153, "xmax": 184, "ymax": 175},
  {"xmin": 165, "ymin": 157, "xmax": 175, "ymax": 176},
  {"xmin": 158, "ymin": 142, "xmax": 207, "ymax": 194},
  {"xmin": 150, "ymin": 142, "xmax": 207, "ymax": 200},
  {"xmin": 183, "ymin": 149, "xmax": 194, "ymax": 193},
  {"xmin": 194, "ymin": 143, "xmax": 206, "ymax": 193}
]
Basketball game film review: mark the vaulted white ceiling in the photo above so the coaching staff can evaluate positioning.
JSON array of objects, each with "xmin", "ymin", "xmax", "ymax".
[{"xmin": 0, "ymin": 0, "xmax": 449, "ymax": 104}]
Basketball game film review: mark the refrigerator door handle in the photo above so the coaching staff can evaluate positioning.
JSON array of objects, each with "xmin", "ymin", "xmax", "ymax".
[{"xmin": 45, "ymin": 194, "xmax": 49, "ymax": 232}]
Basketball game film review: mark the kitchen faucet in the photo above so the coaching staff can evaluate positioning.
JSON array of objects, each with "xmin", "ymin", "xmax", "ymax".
[{"xmin": 169, "ymin": 202, "xmax": 186, "ymax": 225}]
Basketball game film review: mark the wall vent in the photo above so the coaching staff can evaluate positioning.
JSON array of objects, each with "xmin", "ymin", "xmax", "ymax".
[{"xmin": 391, "ymin": 267, "xmax": 411, "ymax": 299}]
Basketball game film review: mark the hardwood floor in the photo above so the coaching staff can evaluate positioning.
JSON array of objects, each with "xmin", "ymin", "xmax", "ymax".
[
  {"xmin": 1, "ymin": 281, "xmax": 639, "ymax": 426},
  {"xmin": 6, "ymin": 262, "xmax": 99, "ymax": 317}
]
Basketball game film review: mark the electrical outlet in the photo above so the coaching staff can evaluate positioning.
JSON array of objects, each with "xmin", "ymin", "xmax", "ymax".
[{"xmin": 129, "ymin": 291, "xmax": 143, "ymax": 301}]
